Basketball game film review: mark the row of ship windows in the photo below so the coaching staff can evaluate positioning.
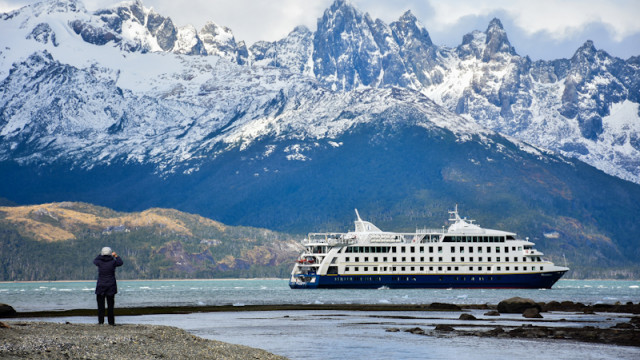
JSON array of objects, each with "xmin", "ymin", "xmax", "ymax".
[
  {"xmin": 343, "ymin": 256, "xmax": 543, "ymax": 263},
  {"xmin": 343, "ymin": 265, "xmax": 544, "ymax": 272},
  {"xmin": 343, "ymin": 245, "xmax": 529, "ymax": 254}
]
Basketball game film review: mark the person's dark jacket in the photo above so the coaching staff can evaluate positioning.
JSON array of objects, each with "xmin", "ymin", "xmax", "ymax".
[{"xmin": 94, "ymin": 255, "xmax": 124, "ymax": 296}]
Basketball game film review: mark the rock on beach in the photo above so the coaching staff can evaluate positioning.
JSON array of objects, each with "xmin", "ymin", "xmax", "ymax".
[{"xmin": 0, "ymin": 322, "xmax": 287, "ymax": 360}]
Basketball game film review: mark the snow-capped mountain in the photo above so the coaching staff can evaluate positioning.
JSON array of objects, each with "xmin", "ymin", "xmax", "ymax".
[
  {"xmin": 246, "ymin": 0, "xmax": 640, "ymax": 185},
  {"xmin": 2, "ymin": 0, "xmax": 640, "ymax": 276}
]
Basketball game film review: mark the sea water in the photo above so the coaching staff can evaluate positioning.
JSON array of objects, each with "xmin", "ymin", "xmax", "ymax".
[
  {"xmin": 1, "ymin": 279, "xmax": 639, "ymax": 312},
  {"xmin": 2, "ymin": 279, "xmax": 640, "ymax": 360}
]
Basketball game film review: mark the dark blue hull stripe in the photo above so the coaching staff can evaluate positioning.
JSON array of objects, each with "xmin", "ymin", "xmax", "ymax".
[{"xmin": 289, "ymin": 271, "xmax": 567, "ymax": 289}]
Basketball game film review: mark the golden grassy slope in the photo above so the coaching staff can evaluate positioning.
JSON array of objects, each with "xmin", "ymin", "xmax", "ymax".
[{"xmin": 0, "ymin": 202, "xmax": 225, "ymax": 242}]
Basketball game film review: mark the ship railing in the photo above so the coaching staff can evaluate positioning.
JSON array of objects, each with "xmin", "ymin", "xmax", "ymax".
[{"xmin": 303, "ymin": 233, "xmax": 357, "ymax": 245}]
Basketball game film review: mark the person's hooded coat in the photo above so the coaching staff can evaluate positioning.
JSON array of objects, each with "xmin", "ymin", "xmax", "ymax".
[{"xmin": 94, "ymin": 254, "xmax": 123, "ymax": 296}]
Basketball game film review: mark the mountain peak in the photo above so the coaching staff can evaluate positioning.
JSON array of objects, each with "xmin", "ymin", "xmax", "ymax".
[
  {"xmin": 482, "ymin": 17, "xmax": 515, "ymax": 61},
  {"xmin": 399, "ymin": 10, "xmax": 417, "ymax": 22}
]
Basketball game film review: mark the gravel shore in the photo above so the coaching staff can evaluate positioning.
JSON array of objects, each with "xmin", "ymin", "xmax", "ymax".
[{"xmin": 0, "ymin": 321, "xmax": 288, "ymax": 359}]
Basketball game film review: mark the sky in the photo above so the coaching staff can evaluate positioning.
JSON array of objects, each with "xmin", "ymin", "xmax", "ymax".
[{"xmin": 1, "ymin": 0, "xmax": 639, "ymax": 60}]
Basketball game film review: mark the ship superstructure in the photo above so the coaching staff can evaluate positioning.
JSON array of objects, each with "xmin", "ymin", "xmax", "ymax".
[{"xmin": 289, "ymin": 207, "xmax": 568, "ymax": 289}]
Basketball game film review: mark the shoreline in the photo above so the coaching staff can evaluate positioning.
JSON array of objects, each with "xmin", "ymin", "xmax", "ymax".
[{"xmin": 0, "ymin": 321, "xmax": 287, "ymax": 359}]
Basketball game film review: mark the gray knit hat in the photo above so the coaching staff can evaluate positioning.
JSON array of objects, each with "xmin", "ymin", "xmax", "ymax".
[{"xmin": 101, "ymin": 247, "xmax": 112, "ymax": 256}]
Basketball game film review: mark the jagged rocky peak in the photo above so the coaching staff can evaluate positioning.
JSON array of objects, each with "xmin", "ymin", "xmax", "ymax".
[
  {"xmin": 391, "ymin": 10, "xmax": 433, "ymax": 48},
  {"xmin": 483, "ymin": 18, "xmax": 516, "ymax": 61},
  {"xmin": 200, "ymin": 21, "xmax": 241, "ymax": 63},
  {"xmin": 314, "ymin": 0, "xmax": 383, "ymax": 90},
  {"xmin": 248, "ymin": 25, "xmax": 313, "ymax": 73}
]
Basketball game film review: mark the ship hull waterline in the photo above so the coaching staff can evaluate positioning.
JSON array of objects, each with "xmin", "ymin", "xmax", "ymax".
[{"xmin": 289, "ymin": 270, "xmax": 567, "ymax": 289}]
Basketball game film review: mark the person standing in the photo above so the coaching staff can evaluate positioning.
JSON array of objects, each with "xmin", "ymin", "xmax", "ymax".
[{"xmin": 94, "ymin": 247, "xmax": 123, "ymax": 325}]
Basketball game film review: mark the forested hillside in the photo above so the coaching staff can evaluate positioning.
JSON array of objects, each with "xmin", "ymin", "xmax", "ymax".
[{"xmin": 0, "ymin": 202, "xmax": 301, "ymax": 281}]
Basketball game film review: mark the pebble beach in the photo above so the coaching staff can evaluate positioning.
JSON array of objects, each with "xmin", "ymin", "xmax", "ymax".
[{"xmin": 0, "ymin": 321, "xmax": 287, "ymax": 360}]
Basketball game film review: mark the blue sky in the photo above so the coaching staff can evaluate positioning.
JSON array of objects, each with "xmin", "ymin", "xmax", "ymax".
[{"xmin": 2, "ymin": 0, "xmax": 639, "ymax": 60}]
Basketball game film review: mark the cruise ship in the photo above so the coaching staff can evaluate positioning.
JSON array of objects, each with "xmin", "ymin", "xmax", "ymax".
[{"xmin": 289, "ymin": 207, "xmax": 569, "ymax": 289}]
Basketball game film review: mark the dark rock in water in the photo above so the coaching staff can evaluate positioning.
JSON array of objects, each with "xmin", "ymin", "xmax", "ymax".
[
  {"xmin": 0, "ymin": 303, "xmax": 16, "ymax": 317},
  {"xmin": 611, "ymin": 322, "xmax": 634, "ymax": 329},
  {"xmin": 385, "ymin": 328, "xmax": 400, "ymax": 332},
  {"xmin": 522, "ymin": 307, "xmax": 543, "ymax": 318},
  {"xmin": 429, "ymin": 303, "xmax": 461, "ymax": 311},
  {"xmin": 497, "ymin": 297, "xmax": 541, "ymax": 314},
  {"xmin": 583, "ymin": 308, "xmax": 595, "ymax": 314},
  {"xmin": 404, "ymin": 327, "xmax": 425, "ymax": 334},
  {"xmin": 484, "ymin": 310, "xmax": 500, "ymax": 316},
  {"xmin": 459, "ymin": 313, "xmax": 477, "ymax": 320},
  {"xmin": 434, "ymin": 324, "xmax": 454, "ymax": 332}
]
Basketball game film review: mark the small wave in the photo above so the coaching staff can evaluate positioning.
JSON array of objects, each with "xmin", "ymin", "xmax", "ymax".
[
  {"xmin": 81, "ymin": 288, "xmax": 94, "ymax": 291},
  {"xmin": 139, "ymin": 286, "xmax": 152, "ymax": 289},
  {"xmin": 629, "ymin": 285, "xmax": 639, "ymax": 289},
  {"xmin": 377, "ymin": 286, "xmax": 390, "ymax": 290},
  {"xmin": 603, "ymin": 297, "xmax": 618, "ymax": 301},
  {"xmin": 314, "ymin": 300, "xmax": 324, "ymax": 304},
  {"xmin": 197, "ymin": 301, "xmax": 205, "ymax": 306},
  {"xmin": 58, "ymin": 289, "xmax": 72, "ymax": 292},
  {"xmin": 378, "ymin": 299, "xmax": 390, "ymax": 303},
  {"xmin": 456, "ymin": 294, "xmax": 468, "ymax": 299},
  {"xmin": 232, "ymin": 303, "xmax": 245, "ymax": 307}
]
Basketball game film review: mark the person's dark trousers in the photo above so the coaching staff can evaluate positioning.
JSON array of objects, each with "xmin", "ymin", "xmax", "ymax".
[{"xmin": 97, "ymin": 294, "xmax": 116, "ymax": 325}]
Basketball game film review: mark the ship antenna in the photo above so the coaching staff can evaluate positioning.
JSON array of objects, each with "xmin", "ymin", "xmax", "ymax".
[{"xmin": 355, "ymin": 209, "xmax": 362, "ymax": 221}]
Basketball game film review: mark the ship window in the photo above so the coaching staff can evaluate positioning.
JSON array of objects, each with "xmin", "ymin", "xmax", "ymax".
[
  {"xmin": 345, "ymin": 267, "xmax": 349, "ymax": 272},
  {"xmin": 429, "ymin": 266, "xmax": 434, "ymax": 271},
  {"xmin": 540, "ymin": 266, "xmax": 544, "ymax": 271},
  {"xmin": 512, "ymin": 247, "xmax": 516, "ymax": 251},
  {"xmin": 364, "ymin": 257, "xmax": 369, "ymax": 262},
  {"xmin": 429, "ymin": 246, "xmax": 433, "ymax": 253},
  {"xmin": 470, "ymin": 257, "xmax": 473, "ymax": 262},
  {"xmin": 451, "ymin": 246, "xmax": 455, "ymax": 253},
  {"xmin": 392, "ymin": 267, "xmax": 396, "ymax": 271},
  {"xmin": 487, "ymin": 247, "xmax": 491, "ymax": 253},
  {"xmin": 488, "ymin": 257, "xmax": 492, "ymax": 262},
  {"xmin": 411, "ymin": 267, "xmax": 415, "ymax": 271},
  {"xmin": 471, "ymin": 277, "xmax": 475, "ymax": 281},
  {"xmin": 373, "ymin": 267, "xmax": 377, "ymax": 271},
  {"xmin": 411, "ymin": 247, "xmax": 415, "ymax": 253},
  {"xmin": 429, "ymin": 257, "xmax": 433, "ymax": 262},
  {"xmin": 401, "ymin": 247, "xmax": 406, "ymax": 253},
  {"xmin": 496, "ymin": 247, "xmax": 500, "ymax": 253},
  {"xmin": 497, "ymin": 266, "xmax": 501, "ymax": 271},
  {"xmin": 402, "ymin": 257, "xmax": 406, "ymax": 262},
  {"xmin": 391, "ymin": 247, "xmax": 396, "ymax": 253},
  {"xmin": 506, "ymin": 266, "xmax": 510, "ymax": 271},
  {"xmin": 477, "ymin": 247, "xmax": 482, "ymax": 253},
  {"xmin": 420, "ymin": 246, "xmax": 424, "ymax": 253},
  {"xmin": 479, "ymin": 257, "xmax": 483, "ymax": 262},
  {"xmin": 420, "ymin": 257, "xmax": 424, "ymax": 262},
  {"xmin": 505, "ymin": 257, "xmax": 509, "ymax": 262},
  {"xmin": 383, "ymin": 257, "xmax": 387, "ymax": 262},
  {"xmin": 355, "ymin": 257, "xmax": 359, "ymax": 262},
  {"xmin": 420, "ymin": 266, "xmax": 424, "ymax": 271},
  {"xmin": 447, "ymin": 266, "xmax": 451, "ymax": 271},
  {"xmin": 452, "ymin": 257, "xmax": 456, "ymax": 262},
  {"xmin": 401, "ymin": 267, "xmax": 406, "ymax": 271},
  {"xmin": 374, "ymin": 257, "xmax": 378, "ymax": 262},
  {"xmin": 458, "ymin": 246, "xmax": 463, "ymax": 253},
  {"xmin": 438, "ymin": 266, "xmax": 442, "ymax": 271},
  {"xmin": 411, "ymin": 257, "xmax": 415, "ymax": 262},
  {"xmin": 461, "ymin": 257, "xmax": 465, "ymax": 262},
  {"xmin": 438, "ymin": 246, "xmax": 443, "ymax": 253},
  {"xmin": 469, "ymin": 266, "xmax": 473, "ymax": 271},
  {"xmin": 392, "ymin": 257, "xmax": 397, "ymax": 262},
  {"xmin": 364, "ymin": 267, "xmax": 368, "ymax": 271},
  {"xmin": 515, "ymin": 266, "xmax": 518, "ymax": 271},
  {"xmin": 478, "ymin": 266, "xmax": 482, "ymax": 270},
  {"xmin": 469, "ymin": 246, "xmax": 473, "ymax": 253},
  {"xmin": 531, "ymin": 266, "xmax": 535, "ymax": 271},
  {"xmin": 454, "ymin": 266, "xmax": 459, "ymax": 271},
  {"xmin": 354, "ymin": 267, "xmax": 359, "ymax": 271},
  {"xmin": 346, "ymin": 257, "xmax": 350, "ymax": 262},
  {"xmin": 504, "ymin": 247, "xmax": 509, "ymax": 253},
  {"xmin": 438, "ymin": 257, "xmax": 443, "ymax": 262}
]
